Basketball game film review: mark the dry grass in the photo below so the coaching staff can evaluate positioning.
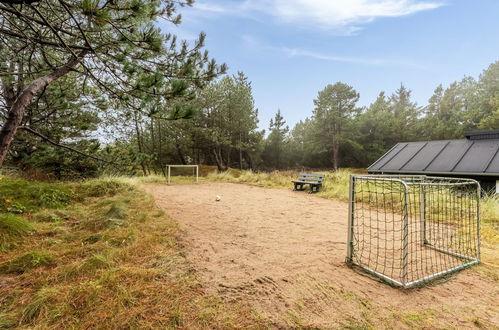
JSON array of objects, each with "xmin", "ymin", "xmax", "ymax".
[
  {"xmin": 206, "ymin": 168, "xmax": 360, "ymax": 201},
  {"xmin": 1, "ymin": 170, "xmax": 497, "ymax": 328},
  {"xmin": 0, "ymin": 176, "xmax": 266, "ymax": 329}
]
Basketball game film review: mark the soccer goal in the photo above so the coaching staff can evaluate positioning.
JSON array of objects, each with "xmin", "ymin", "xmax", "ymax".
[
  {"xmin": 346, "ymin": 175, "xmax": 480, "ymax": 288},
  {"xmin": 166, "ymin": 165, "xmax": 199, "ymax": 185}
]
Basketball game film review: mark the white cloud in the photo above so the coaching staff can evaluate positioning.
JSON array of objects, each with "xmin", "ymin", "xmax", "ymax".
[
  {"xmin": 268, "ymin": 0, "xmax": 443, "ymax": 32},
  {"xmin": 282, "ymin": 47, "xmax": 422, "ymax": 67},
  {"xmin": 241, "ymin": 34, "xmax": 422, "ymax": 67},
  {"xmin": 189, "ymin": 0, "xmax": 444, "ymax": 33}
]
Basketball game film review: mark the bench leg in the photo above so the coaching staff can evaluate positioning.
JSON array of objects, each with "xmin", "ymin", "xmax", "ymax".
[
  {"xmin": 293, "ymin": 183, "xmax": 304, "ymax": 191},
  {"xmin": 309, "ymin": 185, "xmax": 321, "ymax": 194}
]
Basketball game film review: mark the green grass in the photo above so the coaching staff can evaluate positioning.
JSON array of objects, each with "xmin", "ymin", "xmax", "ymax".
[
  {"xmin": 0, "ymin": 213, "xmax": 33, "ymax": 235},
  {"xmin": 0, "ymin": 213, "xmax": 34, "ymax": 251},
  {"xmin": 1, "ymin": 170, "xmax": 497, "ymax": 328},
  {"xmin": 0, "ymin": 250, "xmax": 54, "ymax": 274},
  {"xmin": 0, "ymin": 177, "xmax": 72, "ymax": 214},
  {"xmin": 21, "ymin": 288, "xmax": 59, "ymax": 323},
  {"xmin": 0, "ymin": 175, "xmax": 263, "ymax": 328}
]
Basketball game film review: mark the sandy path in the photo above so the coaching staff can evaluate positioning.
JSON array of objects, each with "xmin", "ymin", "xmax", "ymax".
[{"xmin": 144, "ymin": 183, "xmax": 498, "ymax": 328}]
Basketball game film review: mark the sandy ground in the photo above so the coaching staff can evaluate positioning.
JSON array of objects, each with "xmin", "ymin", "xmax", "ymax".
[{"xmin": 144, "ymin": 183, "xmax": 498, "ymax": 328}]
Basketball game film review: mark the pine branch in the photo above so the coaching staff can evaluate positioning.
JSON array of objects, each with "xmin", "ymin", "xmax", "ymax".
[{"xmin": 19, "ymin": 126, "xmax": 130, "ymax": 166}]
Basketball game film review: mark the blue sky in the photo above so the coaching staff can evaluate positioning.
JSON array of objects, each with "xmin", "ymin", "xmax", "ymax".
[{"xmin": 165, "ymin": 0, "xmax": 499, "ymax": 130}]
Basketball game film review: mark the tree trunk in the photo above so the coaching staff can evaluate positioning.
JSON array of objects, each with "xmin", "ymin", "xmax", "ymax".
[
  {"xmin": 243, "ymin": 150, "xmax": 253, "ymax": 170},
  {"xmin": 226, "ymin": 147, "xmax": 231, "ymax": 169},
  {"xmin": 239, "ymin": 147, "xmax": 243, "ymax": 170},
  {"xmin": 212, "ymin": 147, "xmax": 227, "ymax": 171},
  {"xmin": 157, "ymin": 120, "xmax": 166, "ymax": 176},
  {"xmin": 150, "ymin": 117, "xmax": 157, "ymax": 174},
  {"xmin": 332, "ymin": 144, "xmax": 340, "ymax": 170},
  {"xmin": 175, "ymin": 143, "xmax": 187, "ymax": 165},
  {"xmin": 0, "ymin": 51, "xmax": 87, "ymax": 167},
  {"xmin": 133, "ymin": 112, "xmax": 147, "ymax": 176}
]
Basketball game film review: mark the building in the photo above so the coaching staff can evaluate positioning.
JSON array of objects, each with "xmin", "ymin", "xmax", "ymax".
[{"xmin": 367, "ymin": 129, "xmax": 499, "ymax": 193}]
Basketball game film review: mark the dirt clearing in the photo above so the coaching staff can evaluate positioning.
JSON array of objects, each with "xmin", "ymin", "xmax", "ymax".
[{"xmin": 144, "ymin": 183, "xmax": 498, "ymax": 328}]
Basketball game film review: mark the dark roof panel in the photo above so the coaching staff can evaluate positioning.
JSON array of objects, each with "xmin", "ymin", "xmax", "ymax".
[
  {"xmin": 425, "ymin": 140, "xmax": 471, "ymax": 172},
  {"xmin": 368, "ymin": 143, "xmax": 406, "ymax": 171},
  {"xmin": 368, "ymin": 137, "xmax": 499, "ymax": 176},
  {"xmin": 453, "ymin": 140, "xmax": 499, "ymax": 173},
  {"xmin": 485, "ymin": 148, "xmax": 499, "ymax": 173},
  {"xmin": 400, "ymin": 141, "xmax": 448, "ymax": 171},
  {"xmin": 381, "ymin": 142, "xmax": 428, "ymax": 171}
]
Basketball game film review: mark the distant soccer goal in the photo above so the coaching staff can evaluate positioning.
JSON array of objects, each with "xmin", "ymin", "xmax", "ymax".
[
  {"xmin": 166, "ymin": 165, "xmax": 199, "ymax": 185},
  {"xmin": 346, "ymin": 175, "xmax": 480, "ymax": 288}
]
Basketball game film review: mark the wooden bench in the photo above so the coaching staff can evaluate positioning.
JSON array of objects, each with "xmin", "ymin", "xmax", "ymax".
[{"xmin": 292, "ymin": 173, "xmax": 325, "ymax": 193}]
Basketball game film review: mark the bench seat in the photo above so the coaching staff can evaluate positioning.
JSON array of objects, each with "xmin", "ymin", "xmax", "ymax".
[{"xmin": 292, "ymin": 173, "xmax": 325, "ymax": 193}]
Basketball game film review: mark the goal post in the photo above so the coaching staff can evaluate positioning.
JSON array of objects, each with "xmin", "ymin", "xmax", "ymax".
[
  {"xmin": 166, "ymin": 165, "xmax": 199, "ymax": 185},
  {"xmin": 346, "ymin": 174, "xmax": 480, "ymax": 288}
]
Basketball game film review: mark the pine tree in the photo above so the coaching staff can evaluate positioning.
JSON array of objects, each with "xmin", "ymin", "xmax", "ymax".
[
  {"xmin": 262, "ymin": 109, "xmax": 289, "ymax": 169},
  {"xmin": 0, "ymin": 0, "xmax": 226, "ymax": 167},
  {"xmin": 312, "ymin": 82, "xmax": 360, "ymax": 170}
]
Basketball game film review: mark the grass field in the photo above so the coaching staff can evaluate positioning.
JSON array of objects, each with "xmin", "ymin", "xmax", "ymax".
[
  {"xmin": 0, "ymin": 169, "xmax": 497, "ymax": 328},
  {"xmin": 0, "ymin": 176, "xmax": 265, "ymax": 328}
]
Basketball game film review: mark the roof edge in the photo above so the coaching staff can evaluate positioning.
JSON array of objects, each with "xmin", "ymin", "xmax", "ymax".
[{"xmin": 368, "ymin": 169, "xmax": 499, "ymax": 177}]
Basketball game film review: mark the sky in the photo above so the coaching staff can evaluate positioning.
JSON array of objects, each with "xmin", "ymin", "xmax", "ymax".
[{"xmin": 162, "ymin": 0, "xmax": 499, "ymax": 130}]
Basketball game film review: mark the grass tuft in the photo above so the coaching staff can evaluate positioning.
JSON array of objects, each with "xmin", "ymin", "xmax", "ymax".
[
  {"xmin": 0, "ymin": 213, "xmax": 34, "ymax": 251},
  {"xmin": 0, "ymin": 213, "xmax": 33, "ymax": 235},
  {"xmin": 21, "ymin": 288, "xmax": 59, "ymax": 324},
  {"xmin": 74, "ymin": 178, "xmax": 135, "ymax": 198},
  {"xmin": 0, "ymin": 250, "xmax": 54, "ymax": 274},
  {"xmin": 81, "ymin": 252, "xmax": 114, "ymax": 272},
  {"xmin": 0, "ymin": 313, "xmax": 16, "ymax": 329},
  {"xmin": 105, "ymin": 202, "xmax": 128, "ymax": 219}
]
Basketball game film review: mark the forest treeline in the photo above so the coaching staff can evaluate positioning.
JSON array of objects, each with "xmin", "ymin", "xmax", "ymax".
[
  {"xmin": 5, "ymin": 59, "xmax": 499, "ymax": 178},
  {"xmin": 0, "ymin": 1, "xmax": 497, "ymax": 179},
  {"xmin": 107, "ymin": 60, "xmax": 499, "ymax": 175}
]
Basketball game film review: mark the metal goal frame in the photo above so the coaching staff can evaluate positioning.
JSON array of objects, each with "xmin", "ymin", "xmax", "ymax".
[
  {"xmin": 346, "ymin": 175, "xmax": 480, "ymax": 288},
  {"xmin": 166, "ymin": 165, "xmax": 199, "ymax": 185}
]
